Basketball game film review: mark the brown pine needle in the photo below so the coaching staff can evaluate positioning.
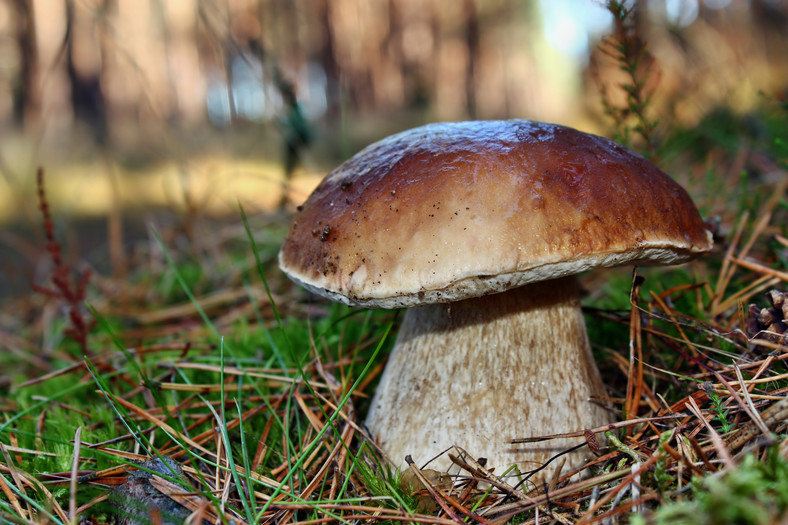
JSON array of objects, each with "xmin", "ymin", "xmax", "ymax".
[
  {"xmin": 133, "ymin": 286, "xmax": 274, "ymax": 324},
  {"xmin": 1, "ymin": 443, "xmax": 70, "ymax": 522},
  {"xmin": 0, "ymin": 467, "xmax": 27, "ymax": 521},
  {"xmin": 294, "ymin": 391, "xmax": 327, "ymax": 433},
  {"xmin": 0, "ymin": 443, "xmax": 31, "ymax": 521},
  {"xmin": 712, "ymin": 210, "xmax": 749, "ymax": 312},
  {"xmin": 713, "ymin": 274, "xmax": 780, "ymax": 316},
  {"xmin": 510, "ymin": 414, "xmax": 683, "ymax": 444},
  {"xmin": 163, "ymin": 362, "xmax": 331, "ymax": 389},
  {"xmin": 728, "ymin": 256, "xmax": 788, "ymax": 283},
  {"xmin": 0, "ymin": 445, "xmax": 55, "ymax": 457},
  {"xmin": 99, "ymin": 391, "xmax": 218, "ymax": 459}
]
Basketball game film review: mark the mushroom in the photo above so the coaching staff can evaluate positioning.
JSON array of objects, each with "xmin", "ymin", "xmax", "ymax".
[{"xmin": 278, "ymin": 120, "xmax": 712, "ymax": 478}]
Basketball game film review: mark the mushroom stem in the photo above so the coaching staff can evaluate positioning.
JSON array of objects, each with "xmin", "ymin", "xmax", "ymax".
[{"xmin": 365, "ymin": 275, "xmax": 611, "ymax": 478}]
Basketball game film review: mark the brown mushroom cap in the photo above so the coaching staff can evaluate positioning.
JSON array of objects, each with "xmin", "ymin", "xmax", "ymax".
[{"xmin": 279, "ymin": 120, "xmax": 712, "ymax": 308}]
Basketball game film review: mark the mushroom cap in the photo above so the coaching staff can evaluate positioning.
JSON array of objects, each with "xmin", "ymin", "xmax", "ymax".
[{"xmin": 279, "ymin": 120, "xmax": 713, "ymax": 308}]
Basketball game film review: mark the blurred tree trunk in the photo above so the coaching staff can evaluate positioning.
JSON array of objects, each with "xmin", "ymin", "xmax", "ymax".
[
  {"xmin": 345, "ymin": 0, "xmax": 377, "ymax": 113},
  {"xmin": 64, "ymin": 0, "xmax": 109, "ymax": 145},
  {"xmin": 151, "ymin": 0, "xmax": 178, "ymax": 125},
  {"xmin": 751, "ymin": 0, "xmax": 788, "ymax": 28},
  {"xmin": 386, "ymin": 0, "xmax": 403, "ymax": 105},
  {"xmin": 64, "ymin": 0, "xmax": 126, "ymax": 277},
  {"xmin": 751, "ymin": 0, "xmax": 788, "ymax": 63},
  {"xmin": 463, "ymin": 0, "xmax": 479, "ymax": 119},
  {"xmin": 11, "ymin": 0, "xmax": 38, "ymax": 128},
  {"xmin": 318, "ymin": 0, "xmax": 340, "ymax": 118},
  {"xmin": 283, "ymin": 0, "xmax": 299, "ymax": 60}
]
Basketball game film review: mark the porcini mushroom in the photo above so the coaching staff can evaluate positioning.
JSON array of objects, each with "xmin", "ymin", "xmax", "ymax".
[{"xmin": 279, "ymin": 120, "xmax": 712, "ymax": 477}]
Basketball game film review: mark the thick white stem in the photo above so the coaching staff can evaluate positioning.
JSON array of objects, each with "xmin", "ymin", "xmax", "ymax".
[{"xmin": 365, "ymin": 276, "xmax": 611, "ymax": 478}]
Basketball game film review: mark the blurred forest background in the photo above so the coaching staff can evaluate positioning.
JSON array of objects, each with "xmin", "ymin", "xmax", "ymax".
[{"xmin": 0, "ymin": 0, "xmax": 786, "ymax": 297}]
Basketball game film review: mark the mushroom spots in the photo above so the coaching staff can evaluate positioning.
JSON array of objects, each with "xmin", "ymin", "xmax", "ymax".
[
  {"xmin": 323, "ymin": 259, "xmax": 337, "ymax": 275},
  {"xmin": 313, "ymin": 225, "xmax": 331, "ymax": 242},
  {"xmin": 317, "ymin": 252, "xmax": 342, "ymax": 276},
  {"xmin": 425, "ymin": 201, "xmax": 443, "ymax": 219}
]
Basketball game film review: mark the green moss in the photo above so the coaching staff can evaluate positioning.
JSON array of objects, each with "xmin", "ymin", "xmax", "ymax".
[{"xmin": 639, "ymin": 449, "xmax": 788, "ymax": 525}]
